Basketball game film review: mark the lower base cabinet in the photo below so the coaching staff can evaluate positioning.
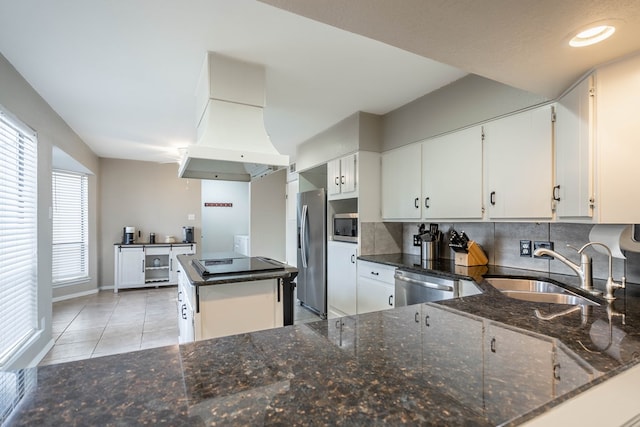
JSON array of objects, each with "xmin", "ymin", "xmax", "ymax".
[
  {"xmin": 327, "ymin": 241, "xmax": 357, "ymax": 318},
  {"xmin": 356, "ymin": 260, "xmax": 396, "ymax": 314},
  {"xmin": 114, "ymin": 243, "xmax": 196, "ymax": 292}
]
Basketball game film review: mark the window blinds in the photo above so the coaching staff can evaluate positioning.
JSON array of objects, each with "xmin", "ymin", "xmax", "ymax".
[
  {"xmin": 0, "ymin": 108, "xmax": 38, "ymax": 366},
  {"xmin": 52, "ymin": 170, "xmax": 88, "ymax": 284}
]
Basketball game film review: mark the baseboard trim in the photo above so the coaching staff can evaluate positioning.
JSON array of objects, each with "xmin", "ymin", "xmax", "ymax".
[{"xmin": 52, "ymin": 288, "xmax": 99, "ymax": 303}]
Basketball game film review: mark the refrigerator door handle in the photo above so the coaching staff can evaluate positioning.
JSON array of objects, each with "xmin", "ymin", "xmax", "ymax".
[{"xmin": 301, "ymin": 204, "xmax": 308, "ymax": 268}]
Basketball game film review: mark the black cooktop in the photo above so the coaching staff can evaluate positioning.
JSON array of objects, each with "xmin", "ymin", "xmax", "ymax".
[{"xmin": 192, "ymin": 256, "xmax": 285, "ymax": 277}]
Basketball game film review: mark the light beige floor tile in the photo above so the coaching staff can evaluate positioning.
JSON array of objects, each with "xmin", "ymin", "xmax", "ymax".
[
  {"xmin": 43, "ymin": 340, "xmax": 98, "ymax": 360},
  {"xmin": 56, "ymin": 327, "xmax": 105, "ymax": 345},
  {"xmin": 66, "ymin": 318, "xmax": 109, "ymax": 331},
  {"xmin": 141, "ymin": 330, "xmax": 178, "ymax": 349}
]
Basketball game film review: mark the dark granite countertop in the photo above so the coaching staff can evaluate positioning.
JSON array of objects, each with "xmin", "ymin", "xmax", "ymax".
[{"xmin": 6, "ymin": 254, "xmax": 640, "ymax": 426}]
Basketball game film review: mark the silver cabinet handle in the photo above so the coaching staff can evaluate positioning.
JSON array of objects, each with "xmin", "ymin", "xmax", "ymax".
[
  {"xmin": 350, "ymin": 254, "xmax": 355, "ymax": 263},
  {"xmin": 142, "ymin": 259, "xmax": 145, "ymax": 272}
]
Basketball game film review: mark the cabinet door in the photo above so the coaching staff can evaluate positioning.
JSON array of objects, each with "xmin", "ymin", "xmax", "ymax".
[
  {"xmin": 484, "ymin": 105, "xmax": 553, "ymax": 219},
  {"xmin": 169, "ymin": 244, "xmax": 196, "ymax": 284},
  {"xmin": 595, "ymin": 54, "xmax": 640, "ymax": 223},
  {"xmin": 485, "ymin": 322, "xmax": 554, "ymax": 423},
  {"xmin": 327, "ymin": 241, "xmax": 357, "ymax": 317},
  {"xmin": 356, "ymin": 277, "xmax": 394, "ymax": 314},
  {"xmin": 555, "ymin": 76, "xmax": 595, "ymax": 219},
  {"xmin": 340, "ymin": 154, "xmax": 357, "ymax": 196},
  {"xmin": 422, "ymin": 304, "xmax": 483, "ymax": 412},
  {"xmin": 326, "ymin": 158, "xmax": 342, "ymax": 197},
  {"xmin": 382, "ymin": 143, "xmax": 422, "ymax": 219},
  {"xmin": 116, "ymin": 247, "xmax": 145, "ymax": 290},
  {"xmin": 422, "ymin": 126, "xmax": 483, "ymax": 219}
]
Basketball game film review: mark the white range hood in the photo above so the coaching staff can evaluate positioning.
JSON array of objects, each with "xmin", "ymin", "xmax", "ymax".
[{"xmin": 178, "ymin": 52, "xmax": 288, "ymax": 181}]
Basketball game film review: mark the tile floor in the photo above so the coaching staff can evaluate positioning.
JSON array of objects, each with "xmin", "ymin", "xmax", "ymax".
[{"xmin": 41, "ymin": 285, "xmax": 322, "ymax": 366}]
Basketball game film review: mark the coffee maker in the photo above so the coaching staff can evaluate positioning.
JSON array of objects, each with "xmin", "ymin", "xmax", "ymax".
[
  {"xmin": 182, "ymin": 226, "xmax": 194, "ymax": 243},
  {"xmin": 123, "ymin": 226, "xmax": 136, "ymax": 244}
]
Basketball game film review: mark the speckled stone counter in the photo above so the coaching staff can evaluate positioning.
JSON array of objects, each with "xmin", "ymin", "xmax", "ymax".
[{"xmin": 6, "ymin": 254, "xmax": 640, "ymax": 426}]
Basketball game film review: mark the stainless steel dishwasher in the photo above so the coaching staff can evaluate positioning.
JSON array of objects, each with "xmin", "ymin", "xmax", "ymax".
[{"xmin": 394, "ymin": 269, "xmax": 482, "ymax": 306}]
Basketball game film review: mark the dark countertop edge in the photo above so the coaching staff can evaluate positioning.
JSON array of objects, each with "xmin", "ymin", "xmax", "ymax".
[{"xmin": 177, "ymin": 254, "xmax": 297, "ymax": 287}]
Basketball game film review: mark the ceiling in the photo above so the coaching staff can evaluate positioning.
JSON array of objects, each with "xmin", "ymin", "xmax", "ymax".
[{"xmin": 1, "ymin": 1, "xmax": 640, "ymax": 165}]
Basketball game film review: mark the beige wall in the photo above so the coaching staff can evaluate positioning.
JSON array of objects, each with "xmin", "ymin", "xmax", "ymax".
[
  {"xmin": 250, "ymin": 169, "xmax": 286, "ymax": 262},
  {"xmin": 0, "ymin": 53, "xmax": 100, "ymax": 368},
  {"xmin": 382, "ymin": 74, "xmax": 548, "ymax": 150},
  {"xmin": 99, "ymin": 159, "xmax": 201, "ymax": 287}
]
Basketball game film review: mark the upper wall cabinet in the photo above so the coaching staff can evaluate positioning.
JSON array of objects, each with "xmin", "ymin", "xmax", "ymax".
[
  {"xmin": 595, "ymin": 54, "xmax": 640, "ymax": 223},
  {"xmin": 554, "ymin": 75, "xmax": 595, "ymax": 220},
  {"xmin": 327, "ymin": 153, "xmax": 357, "ymax": 200},
  {"xmin": 382, "ymin": 143, "xmax": 422, "ymax": 220},
  {"xmin": 422, "ymin": 126, "xmax": 483, "ymax": 220},
  {"xmin": 484, "ymin": 105, "xmax": 554, "ymax": 220}
]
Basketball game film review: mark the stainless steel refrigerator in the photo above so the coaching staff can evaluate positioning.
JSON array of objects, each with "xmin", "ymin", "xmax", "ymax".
[{"xmin": 297, "ymin": 189, "xmax": 327, "ymax": 318}]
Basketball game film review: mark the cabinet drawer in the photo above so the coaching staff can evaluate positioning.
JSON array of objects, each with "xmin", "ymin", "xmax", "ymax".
[{"xmin": 357, "ymin": 260, "xmax": 396, "ymax": 284}]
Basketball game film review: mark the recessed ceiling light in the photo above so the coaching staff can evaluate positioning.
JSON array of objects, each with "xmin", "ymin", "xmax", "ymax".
[{"xmin": 570, "ymin": 25, "xmax": 615, "ymax": 47}]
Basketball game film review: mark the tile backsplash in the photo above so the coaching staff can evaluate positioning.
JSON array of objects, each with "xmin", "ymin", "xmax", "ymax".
[{"xmin": 393, "ymin": 221, "xmax": 636, "ymax": 284}]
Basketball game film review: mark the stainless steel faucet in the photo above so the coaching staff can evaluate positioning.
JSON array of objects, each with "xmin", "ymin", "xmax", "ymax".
[
  {"xmin": 533, "ymin": 244, "xmax": 597, "ymax": 295},
  {"xmin": 533, "ymin": 242, "xmax": 626, "ymax": 300}
]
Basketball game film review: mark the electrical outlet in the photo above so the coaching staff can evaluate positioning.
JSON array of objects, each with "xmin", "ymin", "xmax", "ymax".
[
  {"xmin": 520, "ymin": 240, "xmax": 532, "ymax": 257},
  {"xmin": 413, "ymin": 234, "xmax": 422, "ymax": 247},
  {"xmin": 534, "ymin": 241, "xmax": 554, "ymax": 259}
]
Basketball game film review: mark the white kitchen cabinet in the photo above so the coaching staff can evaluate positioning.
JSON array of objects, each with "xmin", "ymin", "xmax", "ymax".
[
  {"xmin": 114, "ymin": 246, "xmax": 145, "ymax": 292},
  {"xmin": 554, "ymin": 75, "xmax": 595, "ymax": 220},
  {"xmin": 484, "ymin": 322, "xmax": 554, "ymax": 422},
  {"xmin": 422, "ymin": 126, "xmax": 483, "ymax": 220},
  {"xmin": 595, "ymin": 53, "xmax": 640, "ymax": 223},
  {"xmin": 327, "ymin": 153, "xmax": 357, "ymax": 200},
  {"xmin": 381, "ymin": 143, "xmax": 422, "ymax": 220},
  {"xmin": 169, "ymin": 244, "xmax": 196, "ymax": 283},
  {"xmin": 422, "ymin": 304, "xmax": 484, "ymax": 412},
  {"xmin": 177, "ymin": 269, "xmax": 195, "ymax": 344},
  {"xmin": 114, "ymin": 243, "xmax": 196, "ymax": 292},
  {"xmin": 356, "ymin": 260, "xmax": 396, "ymax": 314},
  {"xmin": 484, "ymin": 105, "xmax": 554, "ymax": 219},
  {"xmin": 327, "ymin": 241, "xmax": 358, "ymax": 317}
]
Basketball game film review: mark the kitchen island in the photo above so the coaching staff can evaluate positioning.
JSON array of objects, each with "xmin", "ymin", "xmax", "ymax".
[
  {"xmin": 176, "ymin": 254, "xmax": 298, "ymax": 342},
  {"xmin": 6, "ymin": 257, "xmax": 640, "ymax": 426}
]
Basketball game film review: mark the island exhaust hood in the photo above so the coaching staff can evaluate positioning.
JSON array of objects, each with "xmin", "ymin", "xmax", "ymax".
[{"xmin": 178, "ymin": 52, "xmax": 288, "ymax": 181}]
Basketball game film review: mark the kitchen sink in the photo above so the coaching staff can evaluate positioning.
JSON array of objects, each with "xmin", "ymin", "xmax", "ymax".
[{"xmin": 484, "ymin": 277, "xmax": 600, "ymax": 306}]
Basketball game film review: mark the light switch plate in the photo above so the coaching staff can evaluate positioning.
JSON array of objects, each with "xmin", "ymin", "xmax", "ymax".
[{"xmin": 187, "ymin": 214, "xmax": 195, "ymax": 221}]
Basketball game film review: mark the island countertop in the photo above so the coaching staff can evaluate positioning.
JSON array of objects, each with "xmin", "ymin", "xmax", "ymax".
[{"xmin": 6, "ymin": 256, "xmax": 640, "ymax": 426}]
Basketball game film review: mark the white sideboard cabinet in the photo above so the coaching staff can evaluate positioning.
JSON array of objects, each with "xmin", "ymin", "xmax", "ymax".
[{"xmin": 114, "ymin": 243, "xmax": 196, "ymax": 292}]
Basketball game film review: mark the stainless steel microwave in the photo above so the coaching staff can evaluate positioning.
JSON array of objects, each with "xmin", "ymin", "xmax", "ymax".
[{"xmin": 333, "ymin": 213, "xmax": 358, "ymax": 243}]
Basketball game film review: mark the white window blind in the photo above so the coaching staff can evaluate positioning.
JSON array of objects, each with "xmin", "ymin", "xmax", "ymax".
[
  {"xmin": 52, "ymin": 170, "xmax": 88, "ymax": 284},
  {"xmin": 0, "ymin": 108, "xmax": 38, "ymax": 366}
]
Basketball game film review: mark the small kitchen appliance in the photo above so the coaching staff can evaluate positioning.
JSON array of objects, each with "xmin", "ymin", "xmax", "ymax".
[
  {"xmin": 182, "ymin": 226, "xmax": 194, "ymax": 243},
  {"xmin": 333, "ymin": 213, "xmax": 358, "ymax": 243},
  {"xmin": 123, "ymin": 226, "xmax": 136, "ymax": 244}
]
